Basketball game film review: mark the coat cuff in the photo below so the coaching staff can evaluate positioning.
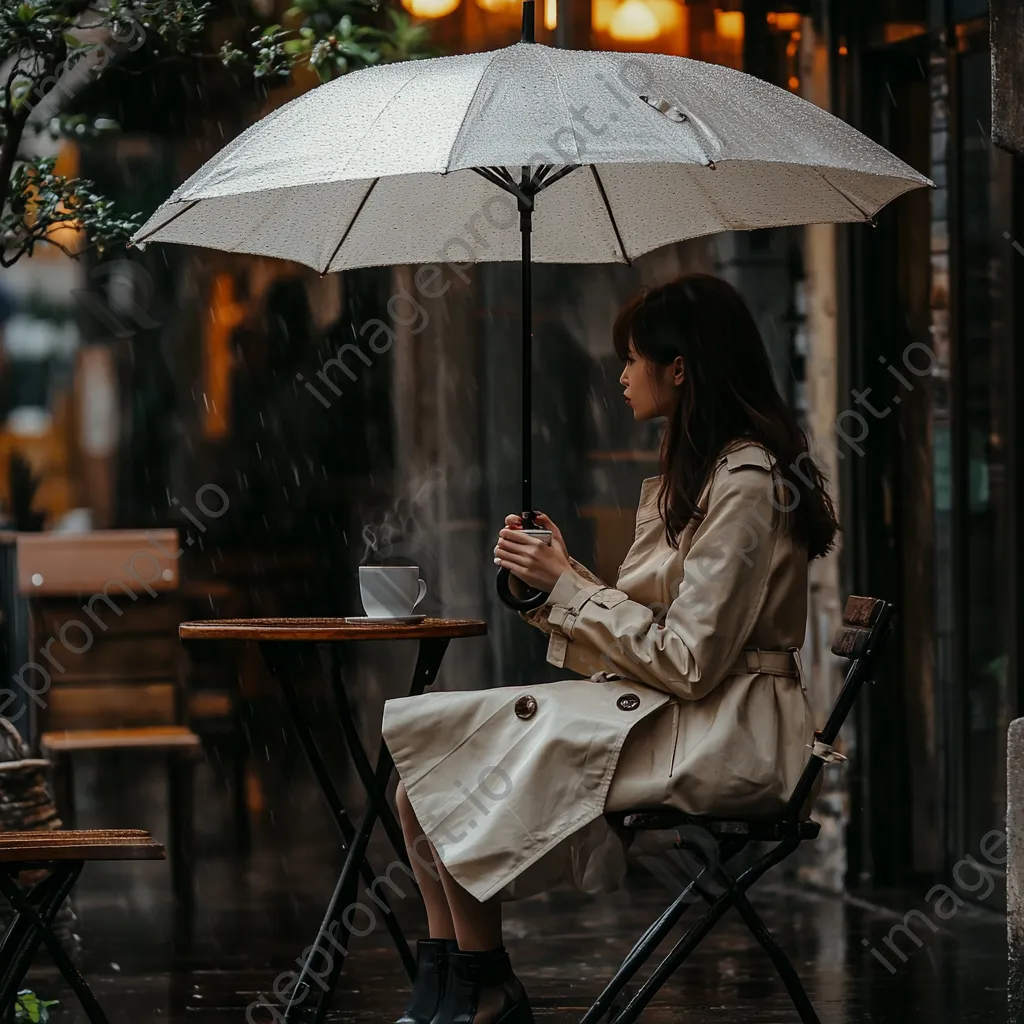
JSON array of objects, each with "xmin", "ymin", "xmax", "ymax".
[
  {"xmin": 543, "ymin": 629, "xmax": 611, "ymax": 673},
  {"xmin": 544, "ymin": 569, "xmax": 606, "ymax": 639}
]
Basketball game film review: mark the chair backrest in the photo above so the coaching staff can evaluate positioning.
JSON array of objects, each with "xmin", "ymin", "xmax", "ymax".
[
  {"xmin": 15, "ymin": 531, "xmax": 185, "ymax": 741},
  {"xmin": 783, "ymin": 594, "xmax": 896, "ymax": 821}
]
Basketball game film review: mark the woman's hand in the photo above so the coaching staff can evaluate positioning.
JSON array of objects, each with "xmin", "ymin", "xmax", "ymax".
[
  {"xmin": 495, "ymin": 513, "xmax": 572, "ymax": 593},
  {"xmin": 503, "ymin": 512, "xmax": 568, "ymax": 558}
]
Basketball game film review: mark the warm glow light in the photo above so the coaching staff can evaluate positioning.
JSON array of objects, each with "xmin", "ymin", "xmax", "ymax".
[
  {"xmin": 544, "ymin": 0, "xmax": 556, "ymax": 29},
  {"xmin": 646, "ymin": 0, "xmax": 683, "ymax": 34},
  {"xmin": 474, "ymin": 0, "xmax": 517, "ymax": 11},
  {"xmin": 838, "ymin": 43, "xmax": 848, "ymax": 55},
  {"xmin": 592, "ymin": 0, "xmax": 616, "ymax": 31},
  {"xmin": 883, "ymin": 22, "xmax": 926, "ymax": 44},
  {"xmin": 402, "ymin": 0, "xmax": 460, "ymax": 17},
  {"xmin": 767, "ymin": 11, "xmax": 801, "ymax": 31},
  {"xmin": 609, "ymin": 0, "xmax": 660, "ymax": 41},
  {"xmin": 714, "ymin": 9, "xmax": 744, "ymax": 42},
  {"xmin": 203, "ymin": 274, "xmax": 246, "ymax": 439},
  {"xmin": 788, "ymin": 75, "xmax": 799, "ymax": 90},
  {"xmin": 38, "ymin": 141, "xmax": 85, "ymax": 255},
  {"xmin": 43, "ymin": 218, "xmax": 85, "ymax": 255}
]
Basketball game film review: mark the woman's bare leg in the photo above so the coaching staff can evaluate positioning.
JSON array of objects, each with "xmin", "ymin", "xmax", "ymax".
[
  {"xmin": 396, "ymin": 781, "xmax": 455, "ymax": 939},
  {"xmin": 396, "ymin": 781, "xmax": 502, "ymax": 949},
  {"xmin": 432, "ymin": 854, "xmax": 503, "ymax": 952},
  {"xmin": 396, "ymin": 784, "xmax": 522, "ymax": 1023}
]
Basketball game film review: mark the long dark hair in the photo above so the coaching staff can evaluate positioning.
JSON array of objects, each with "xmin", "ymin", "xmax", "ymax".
[{"xmin": 613, "ymin": 272, "xmax": 839, "ymax": 561}]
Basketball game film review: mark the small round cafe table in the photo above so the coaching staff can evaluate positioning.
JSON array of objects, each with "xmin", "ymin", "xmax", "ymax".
[{"xmin": 178, "ymin": 617, "xmax": 487, "ymax": 1023}]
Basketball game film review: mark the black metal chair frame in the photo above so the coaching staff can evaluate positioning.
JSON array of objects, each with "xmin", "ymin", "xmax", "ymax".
[
  {"xmin": 587, "ymin": 594, "xmax": 896, "ymax": 1024},
  {"xmin": 0, "ymin": 861, "xmax": 109, "ymax": 1024}
]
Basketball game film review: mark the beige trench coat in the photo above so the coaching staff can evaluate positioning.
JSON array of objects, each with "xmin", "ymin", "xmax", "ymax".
[{"xmin": 381, "ymin": 440, "xmax": 817, "ymax": 904}]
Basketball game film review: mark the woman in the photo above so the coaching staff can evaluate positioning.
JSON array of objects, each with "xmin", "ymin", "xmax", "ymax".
[{"xmin": 381, "ymin": 272, "xmax": 839, "ymax": 1024}]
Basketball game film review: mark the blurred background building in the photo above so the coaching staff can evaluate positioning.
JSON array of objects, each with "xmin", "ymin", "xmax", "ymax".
[{"xmin": 1, "ymin": 0, "xmax": 1021, "ymax": 921}]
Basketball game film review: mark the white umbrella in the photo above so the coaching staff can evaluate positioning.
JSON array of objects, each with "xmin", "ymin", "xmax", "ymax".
[{"xmin": 131, "ymin": 0, "xmax": 932, "ymax": 607}]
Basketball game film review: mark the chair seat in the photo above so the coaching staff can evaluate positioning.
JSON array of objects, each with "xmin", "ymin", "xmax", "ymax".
[
  {"xmin": 610, "ymin": 807, "xmax": 821, "ymax": 841},
  {"xmin": 40, "ymin": 725, "xmax": 201, "ymax": 754},
  {"xmin": 0, "ymin": 828, "xmax": 166, "ymax": 863}
]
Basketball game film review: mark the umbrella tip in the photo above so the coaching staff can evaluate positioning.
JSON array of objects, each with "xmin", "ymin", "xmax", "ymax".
[{"xmin": 521, "ymin": 0, "xmax": 535, "ymax": 43}]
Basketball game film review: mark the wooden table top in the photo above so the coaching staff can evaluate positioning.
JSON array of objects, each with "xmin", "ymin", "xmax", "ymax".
[{"xmin": 179, "ymin": 616, "xmax": 488, "ymax": 642}]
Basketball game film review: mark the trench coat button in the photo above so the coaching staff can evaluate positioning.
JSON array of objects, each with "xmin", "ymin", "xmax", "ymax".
[
  {"xmin": 617, "ymin": 693, "xmax": 641, "ymax": 712},
  {"xmin": 514, "ymin": 694, "xmax": 538, "ymax": 719}
]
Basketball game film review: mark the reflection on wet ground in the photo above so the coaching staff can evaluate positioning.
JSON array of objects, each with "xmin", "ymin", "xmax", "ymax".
[{"xmin": 24, "ymin": 752, "xmax": 1004, "ymax": 1023}]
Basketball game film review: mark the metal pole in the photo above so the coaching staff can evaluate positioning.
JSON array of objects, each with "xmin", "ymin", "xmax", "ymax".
[
  {"xmin": 520, "ymin": 184, "xmax": 533, "ymax": 514},
  {"xmin": 520, "ymin": 3, "xmax": 536, "ymax": 514}
]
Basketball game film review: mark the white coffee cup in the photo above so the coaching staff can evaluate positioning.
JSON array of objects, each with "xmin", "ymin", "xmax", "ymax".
[{"xmin": 358, "ymin": 565, "xmax": 427, "ymax": 618}]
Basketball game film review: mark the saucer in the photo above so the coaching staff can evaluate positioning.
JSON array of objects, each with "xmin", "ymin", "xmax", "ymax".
[{"xmin": 344, "ymin": 614, "xmax": 426, "ymax": 624}]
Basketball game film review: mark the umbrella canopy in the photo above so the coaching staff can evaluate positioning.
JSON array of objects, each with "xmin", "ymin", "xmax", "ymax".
[
  {"xmin": 131, "ymin": 2, "xmax": 932, "ymax": 610},
  {"xmin": 132, "ymin": 37, "xmax": 931, "ymax": 272}
]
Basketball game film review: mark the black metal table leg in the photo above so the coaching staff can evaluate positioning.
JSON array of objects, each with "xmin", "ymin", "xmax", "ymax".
[
  {"xmin": 259, "ymin": 642, "xmax": 411, "ymax": 949},
  {"xmin": 290, "ymin": 637, "xmax": 450, "ymax": 1024},
  {"xmin": 0, "ymin": 862, "xmax": 110, "ymax": 1024},
  {"xmin": 260, "ymin": 643, "xmax": 359, "ymax": 837},
  {"xmin": 261, "ymin": 637, "xmax": 449, "ymax": 1024},
  {"xmin": 0, "ymin": 866, "xmax": 77, "ymax": 1011},
  {"xmin": 320, "ymin": 645, "xmax": 410, "ymax": 867}
]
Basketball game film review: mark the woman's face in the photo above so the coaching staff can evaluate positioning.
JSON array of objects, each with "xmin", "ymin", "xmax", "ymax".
[{"xmin": 619, "ymin": 336, "xmax": 684, "ymax": 421}]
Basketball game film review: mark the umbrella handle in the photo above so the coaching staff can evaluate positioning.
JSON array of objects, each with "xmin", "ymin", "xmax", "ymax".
[
  {"xmin": 496, "ymin": 565, "xmax": 550, "ymax": 611},
  {"xmin": 496, "ymin": 514, "xmax": 551, "ymax": 610}
]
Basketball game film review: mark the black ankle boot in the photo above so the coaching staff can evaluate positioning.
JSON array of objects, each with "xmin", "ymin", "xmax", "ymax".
[
  {"xmin": 396, "ymin": 938, "xmax": 458, "ymax": 1024},
  {"xmin": 430, "ymin": 947, "xmax": 533, "ymax": 1024}
]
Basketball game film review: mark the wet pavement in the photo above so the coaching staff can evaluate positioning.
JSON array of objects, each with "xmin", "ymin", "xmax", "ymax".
[{"xmin": 21, "ymin": 751, "xmax": 1005, "ymax": 1024}]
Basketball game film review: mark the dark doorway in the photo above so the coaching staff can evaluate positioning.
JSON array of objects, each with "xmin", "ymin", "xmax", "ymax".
[{"xmin": 841, "ymin": 29, "xmax": 934, "ymax": 889}]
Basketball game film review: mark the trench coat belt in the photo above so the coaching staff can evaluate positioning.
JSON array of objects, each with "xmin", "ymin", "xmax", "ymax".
[{"xmin": 726, "ymin": 647, "xmax": 802, "ymax": 679}]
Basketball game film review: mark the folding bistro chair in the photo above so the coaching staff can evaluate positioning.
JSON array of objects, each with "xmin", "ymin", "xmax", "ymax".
[
  {"xmin": 590, "ymin": 594, "xmax": 896, "ymax": 1024},
  {"xmin": 0, "ymin": 829, "xmax": 165, "ymax": 1024}
]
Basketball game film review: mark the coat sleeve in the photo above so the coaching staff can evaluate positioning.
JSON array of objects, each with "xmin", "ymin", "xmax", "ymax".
[
  {"xmin": 517, "ymin": 555, "xmax": 607, "ymax": 637},
  {"xmin": 538, "ymin": 460, "xmax": 784, "ymax": 699}
]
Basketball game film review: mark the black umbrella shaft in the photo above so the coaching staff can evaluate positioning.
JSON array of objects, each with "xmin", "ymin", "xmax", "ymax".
[{"xmin": 521, "ymin": 197, "xmax": 532, "ymax": 515}]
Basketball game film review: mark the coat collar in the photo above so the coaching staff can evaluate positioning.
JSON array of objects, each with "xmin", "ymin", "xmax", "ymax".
[
  {"xmin": 718, "ymin": 441, "xmax": 777, "ymax": 473},
  {"xmin": 637, "ymin": 442, "xmax": 776, "ymax": 512},
  {"xmin": 638, "ymin": 475, "xmax": 661, "ymax": 509}
]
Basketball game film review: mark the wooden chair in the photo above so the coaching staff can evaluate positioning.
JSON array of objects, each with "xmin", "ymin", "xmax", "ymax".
[
  {"xmin": 0, "ymin": 829, "xmax": 164, "ymax": 1024},
  {"xmin": 592, "ymin": 594, "xmax": 896, "ymax": 1024},
  {"xmin": 13, "ymin": 531, "xmax": 200, "ymax": 911}
]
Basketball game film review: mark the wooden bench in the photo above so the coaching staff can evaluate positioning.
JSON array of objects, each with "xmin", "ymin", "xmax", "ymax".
[{"xmin": 0, "ymin": 829, "xmax": 165, "ymax": 1024}]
